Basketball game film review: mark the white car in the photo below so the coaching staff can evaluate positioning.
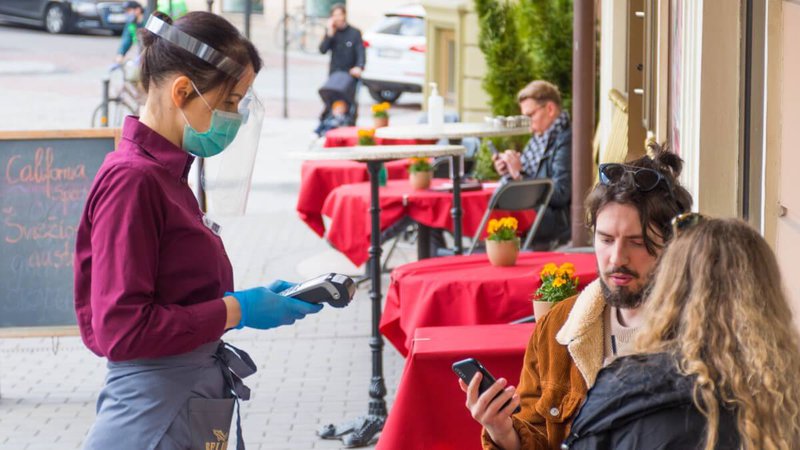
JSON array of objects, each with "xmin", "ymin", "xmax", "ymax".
[{"xmin": 361, "ymin": 4, "xmax": 426, "ymax": 104}]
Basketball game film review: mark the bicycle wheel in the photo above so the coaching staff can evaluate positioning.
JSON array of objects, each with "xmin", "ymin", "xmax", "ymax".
[
  {"xmin": 300, "ymin": 19, "xmax": 326, "ymax": 54},
  {"xmin": 274, "ymin": 15, "xmax": 302, "ymax": 51}
]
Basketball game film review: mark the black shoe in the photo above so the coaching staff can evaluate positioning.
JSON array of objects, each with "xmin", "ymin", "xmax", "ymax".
[
  {"xmin": 316, "ymin": 417, "xmax": 367, "ymax": 440},
  {"xmin": 340, "ymin": 415, "xmax": 385, "ymax": 448}
]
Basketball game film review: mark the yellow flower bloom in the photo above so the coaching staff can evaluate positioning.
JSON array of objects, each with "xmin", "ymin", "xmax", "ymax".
[
  {"xmin": 559, "ymin": 262, "xmax": 575, "ymax": 277},
  {"xmin": 552, "ymin": 277, "xmax": 566, "ymax": 288},
  {"xmin": 371, "ymin": 102, "xmax": 391, "ymax": 113},
  {"xmin": 541, "ymin": 263, "xmax": 558, "ymax": 277},
  {"xmin": 487, "ymin": 219, "xmax": 500, "ymax": 236},
  {"xmin": 357, "ymin": 128, "xmax": 376, "ymax": 138},
  {"xmin": 498, "ymin": 217, "xmax": 518, "ymax": 231}
]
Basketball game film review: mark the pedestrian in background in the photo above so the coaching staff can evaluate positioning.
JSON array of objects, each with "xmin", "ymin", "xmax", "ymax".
[
  {"xmin": 319, "ymin": 3, "xmax": 365, "ymax": 79},
  {"xmin": 317, "ymin": 3, "xmax": 364, "ymax": 125}
]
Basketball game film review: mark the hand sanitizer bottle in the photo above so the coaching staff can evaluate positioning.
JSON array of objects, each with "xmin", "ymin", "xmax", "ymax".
[{"xmin": 427, "ymin": 82, "xmax": 444, "ymax": 130}]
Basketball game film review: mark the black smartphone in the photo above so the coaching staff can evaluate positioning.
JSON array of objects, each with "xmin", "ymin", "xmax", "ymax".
[{"xmin": 452, "ymin": 358, "xmax": 521, "ymax": 414}]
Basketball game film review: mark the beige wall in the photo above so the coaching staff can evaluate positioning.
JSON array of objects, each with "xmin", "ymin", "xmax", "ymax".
[
  {"xmin": 695, "ymin": 0, "xmax": 742, "ymax": 217},
  {"xmin": 422, "ymin": 0, "xmax": 490, "ymax": 122},
  {"xmin": 598, "ymin": 0, "xmax": 628, "ymax": 152},
  {"xmin": 670, "ymin": 0, "xmax": 742, "ymax": 216},
  {"xmin": 775, "ymin": 0, "xmax": 800, "ymax": 327}
]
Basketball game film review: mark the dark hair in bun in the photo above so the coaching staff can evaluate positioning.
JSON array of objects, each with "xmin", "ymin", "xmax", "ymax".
[
  {"xmin": 585, "ymin": 141, "xmax": 694, "ymax": 255},
  {"xmin": 138, "ymin": 11, "xmax": 262, "ymax": 102}
]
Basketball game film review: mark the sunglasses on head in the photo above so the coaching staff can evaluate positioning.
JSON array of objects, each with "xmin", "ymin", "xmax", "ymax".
[
  {"xmin": 598, "ymin": 163, "xmax": 669, "ymax": 192},
  {"xmin": 671, "ymin": 212, "xmax": 705, "ymax": 237}
]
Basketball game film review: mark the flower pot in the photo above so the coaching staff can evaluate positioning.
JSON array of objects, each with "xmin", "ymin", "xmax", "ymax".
[
  {"xmin": 486, "ymin": 238, "xmax": 520, "ymax": 267},
  {"xmin": 409, "ymin": 170, "xmax": 433, "ymax": 190},
  {"xmin": 533, "ymin": 300, "xmax": 553, "ymax": 321},
  {"xmin": 374, "ymin": 116, "xmax": 389, "ymax": 128}
]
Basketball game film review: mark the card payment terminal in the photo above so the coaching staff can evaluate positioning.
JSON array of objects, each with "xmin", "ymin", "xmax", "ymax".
[{"xmin": 279, "ymin": 273, "xmax": 355, "ymax": 308}]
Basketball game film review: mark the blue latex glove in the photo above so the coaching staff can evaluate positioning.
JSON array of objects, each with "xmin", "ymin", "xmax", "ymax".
[
  {"xmin": 227, "ymin": 286, "xmax": 322, "ymax": 330},
  {"xmin": 266, "ymin": 279, "xmax": 297, "ymax": 294}
]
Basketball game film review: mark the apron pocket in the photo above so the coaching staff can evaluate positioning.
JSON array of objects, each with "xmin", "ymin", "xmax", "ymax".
[{"xmin": 188, "ymin": 397, "xmax": 235, "ymax": 449}]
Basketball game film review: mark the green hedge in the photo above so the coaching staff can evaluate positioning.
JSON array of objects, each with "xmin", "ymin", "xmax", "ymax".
[
  {"xmin": 472, "ymin": 0, "xmax": 573, "ymax": 181},
  {"xmin": 517, "ymin": 0, "xmax": 574, "ymax": 111}
]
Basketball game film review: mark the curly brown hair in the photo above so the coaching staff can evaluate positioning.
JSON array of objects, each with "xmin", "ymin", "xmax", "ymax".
[{"xmin": 637, "ymin": 218, "xmax": 800, "ymax": 450}]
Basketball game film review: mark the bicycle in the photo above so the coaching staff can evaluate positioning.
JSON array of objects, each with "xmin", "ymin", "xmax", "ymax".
[
  {"xmin": 274, "ymin": 5, "xmax": 327, "ymax": 54},
  {"xmin": 91, "ymin": 61, "xmax": 145, "ymax": 128}
]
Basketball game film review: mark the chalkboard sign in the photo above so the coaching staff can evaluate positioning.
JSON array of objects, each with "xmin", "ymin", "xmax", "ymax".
[{"xmin": 0, "ymin": 130, "xmax": 119, "ymax": 337}]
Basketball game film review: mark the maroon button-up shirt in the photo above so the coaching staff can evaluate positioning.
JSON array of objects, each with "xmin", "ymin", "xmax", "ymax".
[{"xmin": 74, "ymin": 117, "xmax": 232, "ymax": 361}]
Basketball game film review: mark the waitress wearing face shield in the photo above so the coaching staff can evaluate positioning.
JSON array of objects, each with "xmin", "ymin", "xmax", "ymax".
[{"xmin": 74, "ymin": 11, "xmax": 322, "ymax": 450}]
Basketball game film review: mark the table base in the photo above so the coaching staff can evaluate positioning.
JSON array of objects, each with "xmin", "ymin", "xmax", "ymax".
[{"xmin": 317, "ymin": 161, "xmax": 387, "ymax": 448}]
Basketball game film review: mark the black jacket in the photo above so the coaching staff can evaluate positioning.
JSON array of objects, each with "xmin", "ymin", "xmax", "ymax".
[
  {"xmin": 319, "ymin": 25, "xmax": 365, "ymax": 74},
  {"xmin": 562, "ymin": 353, "xmax": 741, "ymax": 450},
  {"xmin": 520, "ymin": 125, "xmax": 571, "ymax": 243}
]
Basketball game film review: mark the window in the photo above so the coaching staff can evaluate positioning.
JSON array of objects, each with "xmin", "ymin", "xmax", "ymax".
[
  {"xmin": 222, "ymin": 0, "xmax": 264, "ymax": 14},
  {"xmin": 374, "ymin": 16, "xmax": 425, "ymax": 37}
]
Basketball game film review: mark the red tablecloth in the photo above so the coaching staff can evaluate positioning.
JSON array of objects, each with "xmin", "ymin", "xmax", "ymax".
[
  {"xmin": 296, "ymin": 160, "xmax": 410, "ymax": 237},
  {"xmin": 380, "ymin": 251, "xmax": 597, "ymax": 356},
  {"xmin": 324, "ymin": 126, "xmax": 437, "ymax": 147},
  {"xmin": 321, "ymin": 179, "xmax": 534, "ymax": 267},
  {"xmin": 376, "ymin": 323, "xmax": 536, "ymax": 450}
]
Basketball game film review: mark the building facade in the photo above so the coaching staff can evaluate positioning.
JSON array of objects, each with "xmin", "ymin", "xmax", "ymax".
[{"xmin": 597, "ymin": 0, "xmax": 800, "ymax": 326}]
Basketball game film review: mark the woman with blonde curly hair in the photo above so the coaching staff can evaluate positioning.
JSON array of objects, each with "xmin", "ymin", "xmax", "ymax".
[{"xmin": 563, "ymin": 216, "xmax": 800, "ymax": 450}]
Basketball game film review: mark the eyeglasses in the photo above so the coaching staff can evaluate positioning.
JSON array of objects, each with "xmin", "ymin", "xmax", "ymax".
[
  {"xmin": 598, "ymin": 163, "xmax": 668, "ymax": 192},
  {"xmin": 671, "ymin": 212, "xmax": 705, "ymax": 237}
]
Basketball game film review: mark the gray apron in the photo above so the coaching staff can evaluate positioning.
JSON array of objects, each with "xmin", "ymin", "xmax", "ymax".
[{"xmin": 83, "ymin": 341, "xmax": 256, "ymax": 450}]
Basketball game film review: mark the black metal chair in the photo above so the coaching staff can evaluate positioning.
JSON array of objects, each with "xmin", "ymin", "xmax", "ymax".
[{"xmin": 467, "ymin": 178, "xmax": 555, "ymax": 254}]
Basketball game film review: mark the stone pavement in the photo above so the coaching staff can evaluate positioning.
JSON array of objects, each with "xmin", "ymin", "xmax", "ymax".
[{"xmin": 0, "ymin": 116, "xmax": 424, "ymax": 449}]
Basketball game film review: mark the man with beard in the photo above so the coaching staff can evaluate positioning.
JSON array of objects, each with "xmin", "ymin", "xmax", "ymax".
[{"xmin": 460, "ymin": 144, "xmax": 694, "ymax": 450}]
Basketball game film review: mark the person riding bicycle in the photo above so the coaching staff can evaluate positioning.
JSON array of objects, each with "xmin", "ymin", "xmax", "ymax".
[
  {"xmin": 116, "ymin": 1, "xmax": 146, "ymax": 64},
  {"xmin": 116, "ymin": 1, "xmax": 187, "ymax": 64}
]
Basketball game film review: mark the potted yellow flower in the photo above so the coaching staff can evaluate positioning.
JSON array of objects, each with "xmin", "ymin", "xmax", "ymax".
[
  {"xmin": 532, "ymin": 262, "xmax": 579, "ymax": 320},
  {"xmin": 372, "ymin": 102, "xmax": 391, "ymax": 128},
  {"xmin": 485, "ymin": 217, "xmax": 520, "ymax": 266},
  {"xmin": 358, "ymin": 128, "xmax": 376, "ymax": 146},
  {"xmin": 409, "ymin": 157, "xmax": 433, "ymax": 190}
]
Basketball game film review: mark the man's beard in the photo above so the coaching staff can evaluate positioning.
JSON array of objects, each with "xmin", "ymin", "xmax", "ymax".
[{"xmin": 599, "ymin": 265, "xmax": 646, "ymax": 309}]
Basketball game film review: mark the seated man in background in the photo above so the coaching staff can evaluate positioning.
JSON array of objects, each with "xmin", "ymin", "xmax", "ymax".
[
  {"xmin": 463, "ymin": 144, "xmax": 693, "ymax": 450},
  {"xmin": 493, "ymin": 80, "xmax": 572, "ymax": 248}
]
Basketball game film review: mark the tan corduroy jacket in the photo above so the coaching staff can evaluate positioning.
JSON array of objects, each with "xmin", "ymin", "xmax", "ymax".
[{"xmin": 482, "ymin": 279, "xmax": 607, "ymax": 450}]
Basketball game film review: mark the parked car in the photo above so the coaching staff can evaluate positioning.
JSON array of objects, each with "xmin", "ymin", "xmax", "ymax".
[
  {"xmin": 0, "ymin": 0, "xmax": 129, "ymax": 34},
  {"xmin": 361, "ymin": 4, "xmax": 426, "ymax": 104}
]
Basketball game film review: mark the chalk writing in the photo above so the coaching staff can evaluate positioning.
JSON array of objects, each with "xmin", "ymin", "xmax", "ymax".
[{"xmin": 1, "ymin": 134, "xmax": 114, "ymax": 330}]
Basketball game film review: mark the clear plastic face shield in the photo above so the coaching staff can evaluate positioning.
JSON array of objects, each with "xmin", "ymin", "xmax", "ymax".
[{"xmin": 145, "ymin": 15, "xmax": 264, "ymax": 216}]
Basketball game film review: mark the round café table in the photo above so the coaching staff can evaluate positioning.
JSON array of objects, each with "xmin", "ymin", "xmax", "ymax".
[
  {"xmin": 379, "ymin": 251, "xmax": 599, "ymax": 357},
  {"xmin": 374, "ymin": 121, "xmax": 533, "ymax": 141},
  {"xmin": 324, "ymin": 126, "xmax": 437, "ymax": 148},
  {"xmin": 293, "ymin": 144, "xmax": 466, "ymax": 446},
  {"xmin": 321, "ymin": 179, "xmax": 535, "ymax": 267},
  {"xmin": 296, "ymin": 159, "xmax": 410, "ymax": 237},
  {"xmin": 375, "ymin": 121, "xmax": 532, "ymax": 193}
]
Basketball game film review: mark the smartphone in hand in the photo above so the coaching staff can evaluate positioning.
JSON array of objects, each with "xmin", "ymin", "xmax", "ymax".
[{"xmin": 452, "ymin": 358, "xmax": 521, "ymax": 414}]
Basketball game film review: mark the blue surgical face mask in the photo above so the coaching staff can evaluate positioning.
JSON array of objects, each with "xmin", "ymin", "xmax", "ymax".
[{"xmin": 179, "ymin": 81, "xmax": 243, "ymax": 158}]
